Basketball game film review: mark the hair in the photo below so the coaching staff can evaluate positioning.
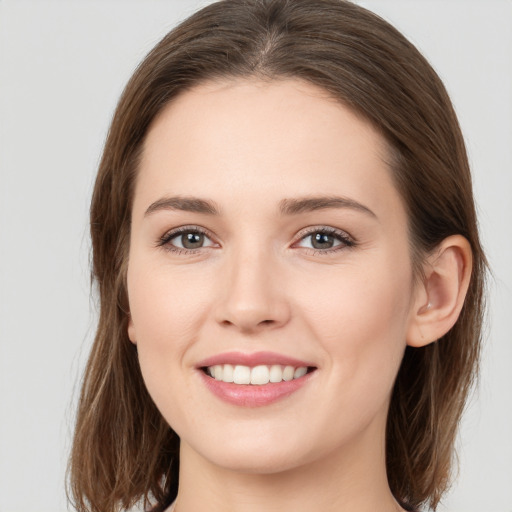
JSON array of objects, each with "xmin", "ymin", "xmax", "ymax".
[{"xmin": 68, "ymin": 1, "xmax": 487, "ymax": 511}]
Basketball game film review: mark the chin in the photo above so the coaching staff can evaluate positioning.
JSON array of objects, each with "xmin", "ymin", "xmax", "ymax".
[
  {"xmin": 181, "ymin": 427, "xmax": 316, "ymax": 475},
  {"xmin": 206, "ymin": 448, "xmax": 310, "ymax": 475}
]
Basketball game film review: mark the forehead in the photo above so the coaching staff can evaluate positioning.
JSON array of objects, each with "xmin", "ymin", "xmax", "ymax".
[{"xmin": 136, "ymin": 78, "xmax": 403, "ymax": 220}]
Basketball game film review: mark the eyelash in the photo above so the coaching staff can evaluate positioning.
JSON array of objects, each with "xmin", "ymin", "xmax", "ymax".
[{"xmin": 157, "ymin": 225, "xmax": 356, "ymax": 256}]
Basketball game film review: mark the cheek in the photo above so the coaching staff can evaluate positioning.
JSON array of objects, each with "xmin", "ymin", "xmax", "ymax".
[
  {"xmin": 126, "ymin": 258, "xmax": 215, "ymax": 421},
  {"xmin": 128, "ymin": 258, "xmax": 212, "ymax": 347},
  {"xmin": 297, "ymin": 254, "xmax": 413, "ymax": 381},
  {"xmin": 287, "ymin": 257, "xmax": 413, "ymax": 445}
]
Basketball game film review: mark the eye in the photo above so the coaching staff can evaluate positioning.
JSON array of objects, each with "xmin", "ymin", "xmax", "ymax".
[
  {"xmin": 158, "ymin": 226, "xmax": 217, "ymax": 253},
  {"xmin": 295, "ymin": 227, "xmax": 355, "ymax": 253},
  {"xmin": 158, "ymin": 225, "xmax": 353, "ymax": 254}
]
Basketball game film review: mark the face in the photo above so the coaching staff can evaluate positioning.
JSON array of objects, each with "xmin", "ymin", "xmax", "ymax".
[{"xmin": 127, "ymin": 79, "xmax": 419, "ymax": 474}]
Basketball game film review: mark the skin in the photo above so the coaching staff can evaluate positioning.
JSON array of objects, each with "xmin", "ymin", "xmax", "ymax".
[{"xmin": 126, "ymin": 79, "xmax": 471, "ymax": 512}]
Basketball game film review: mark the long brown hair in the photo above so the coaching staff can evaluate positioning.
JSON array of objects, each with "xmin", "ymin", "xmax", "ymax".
[{"xmin": 68, "ymin": 1, "xmax": 487, "ymax": 511}]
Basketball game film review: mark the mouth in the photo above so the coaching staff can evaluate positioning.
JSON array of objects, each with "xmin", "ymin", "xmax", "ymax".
[
  {"xmin": 201, "ymin": 364, "xmax": 316, "ymax": 385},
  {"xmin": 196, "ymin": 351, "xmax": 318, "ymax": 407}
]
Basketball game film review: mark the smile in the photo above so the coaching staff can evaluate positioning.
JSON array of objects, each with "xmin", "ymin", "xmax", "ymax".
[
  {"xmin": 196, "ymin": 351, "xmax": 317, "ymax": 407},
  {"xmin": 204, "ymin": 364, "xmax": 310, "ymax": 384}
]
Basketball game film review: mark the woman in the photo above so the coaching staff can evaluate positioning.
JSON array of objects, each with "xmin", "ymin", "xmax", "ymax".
[{"xmin": 68, "ymin": 1, "xmax": 486, "ymax": 511}]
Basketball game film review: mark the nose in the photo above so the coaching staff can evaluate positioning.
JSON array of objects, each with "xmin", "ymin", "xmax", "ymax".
[{"xmin": 214, "ymin": 247, "xmax": 291, "ymax": 334}]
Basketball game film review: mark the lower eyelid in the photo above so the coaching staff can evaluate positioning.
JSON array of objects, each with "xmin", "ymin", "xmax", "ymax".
[{"xmin": 157, "ymin": 226, "xmax": 354, "ymax": 253}]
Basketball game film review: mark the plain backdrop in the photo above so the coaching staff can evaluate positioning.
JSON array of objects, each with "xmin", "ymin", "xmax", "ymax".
[{"xmin": 0, "ymin": 1, "xmax": 511, "ymax": 511}]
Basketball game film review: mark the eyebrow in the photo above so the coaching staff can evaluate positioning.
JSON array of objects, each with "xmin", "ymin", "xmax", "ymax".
[
  {"xmin": 144, "ymin": 195, "xmax": 376, "ymax": 218},
  {"xmin": 145, "ymin": 196, "xmax": 221, "ymax": 216},
  {"xmin": 278, "ymin": 196, "xmax": 376, "ymax": 218}
]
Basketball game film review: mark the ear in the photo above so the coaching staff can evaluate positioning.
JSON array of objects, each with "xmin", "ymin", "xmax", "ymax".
[
  {"xmin": 127, "ymin": 315, "xmax": 137, "ymax": 345},
  {"xmin": 407, "ymin": 235, "xmax": 472, "ymax": 347}
]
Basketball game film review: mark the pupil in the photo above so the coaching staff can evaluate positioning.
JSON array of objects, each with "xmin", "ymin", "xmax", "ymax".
[
  {"xmin": 312, "ymin": 232, "xmax": 334, "ymax": 249},
  {"xmin": 182, "ymin": 232, "xmax": 204, "ymax": 249}
]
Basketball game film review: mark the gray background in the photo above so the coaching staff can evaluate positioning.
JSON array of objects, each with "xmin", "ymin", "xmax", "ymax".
[{"xmin": 0, "ymin": 1, "xmax": 510, "ymax": 511}]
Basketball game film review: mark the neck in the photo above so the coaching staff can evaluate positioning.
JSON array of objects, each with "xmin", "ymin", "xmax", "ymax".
[{"xmin": 172, "ymin": 412, "xmax": 404, "ymax": 512}]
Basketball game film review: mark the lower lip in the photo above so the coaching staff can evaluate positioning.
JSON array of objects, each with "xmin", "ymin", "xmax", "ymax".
[{"xmin": 199, "ymin": 370, "xmax": 315, "ymax": 407}]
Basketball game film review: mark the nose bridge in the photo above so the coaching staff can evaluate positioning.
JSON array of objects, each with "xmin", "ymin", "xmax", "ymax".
[{"xmin": 216, "ymin": 238, "xmax": 290, "ymax": 332}]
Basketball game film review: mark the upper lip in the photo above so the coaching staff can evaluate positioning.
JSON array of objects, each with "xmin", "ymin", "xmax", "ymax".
[{"xmin": 196, "ymin": 351, "xmax": 315, "ymax": 368}]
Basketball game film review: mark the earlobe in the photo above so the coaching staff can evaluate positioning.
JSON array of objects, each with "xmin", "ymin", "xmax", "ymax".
[
  {"xmin": 407, "ymin": 235, "xmax": 472, "ymax": 347},
  {"xmin": 128, "ymin": 315, "xmax": 137, "ymax": 345}
]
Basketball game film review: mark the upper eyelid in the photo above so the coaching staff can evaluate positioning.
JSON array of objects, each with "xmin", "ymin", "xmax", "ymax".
[
  {"xmin": 294, "ymin": 225, "xmax": 354, "ymax": 242},
  {"xmin": 157, "ymin": 225, "xmax": 217, "ymax": 249},
  {"xmin": 158, "ymin": 224, "xmax": 354, "ymax": 250},
  {"xmin": 161, "ymin": 225, "xmax": 213, "ymax": 238}
]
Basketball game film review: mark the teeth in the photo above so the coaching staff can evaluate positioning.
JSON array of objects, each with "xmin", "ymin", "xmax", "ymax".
[
  {"xmin": 250, "ymin": 365, "xmax": 270, "ymax": 385},
  {"xmin": 294, "ymin": 366, "xmax": 308, "ymax": 379},
  {"xmin": 269, "ymin": 364, "xmax": 283, "ymax": 383},
  {"xmin": 206, "ymin": 364, "xmax": 310, "ymax": 385},
  {"xmin": 233, "ymin": 365, "xmax": 251, "ymax": 384},
  {"xmin": 213, "ymin": 365, "xmax": 223, "ymax": 380},
  {"xmin": 223, "ymin": 364, "xmax": 234, "ymax": 382},
  {"xmin": 282, "ymin": 365, "xmax": 295, "ymax": 381}
]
